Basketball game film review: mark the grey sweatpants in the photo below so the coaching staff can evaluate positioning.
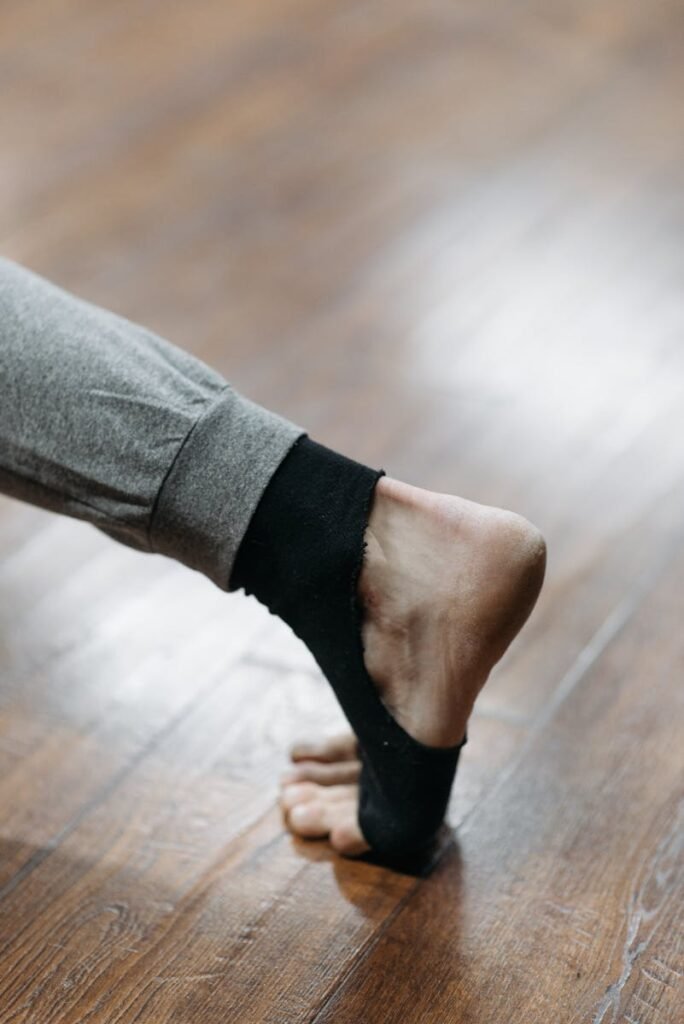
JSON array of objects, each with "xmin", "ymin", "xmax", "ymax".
[{"xmin": 0, "ymin": 257, "xmax": 305, "ymax": 589}]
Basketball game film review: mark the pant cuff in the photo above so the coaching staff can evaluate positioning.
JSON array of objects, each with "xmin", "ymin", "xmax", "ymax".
[{"xmin": 149, "ymin": 385, "xmax": 305, "ymax": 589}]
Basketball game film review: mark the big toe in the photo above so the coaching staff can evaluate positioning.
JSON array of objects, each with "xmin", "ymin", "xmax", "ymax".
[{"xmin": 281, "ymin": 782, "xmax": 370, "ymax": 857}]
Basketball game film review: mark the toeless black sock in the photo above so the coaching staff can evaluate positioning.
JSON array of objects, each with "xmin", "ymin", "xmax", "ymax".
[{"xmin": 229, "ymin": 435, "xmax": 466, "ymax": 863}]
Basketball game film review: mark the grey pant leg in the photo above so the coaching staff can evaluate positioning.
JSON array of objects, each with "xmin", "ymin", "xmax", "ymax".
[{"xmin": 0, "ymin": 257, "xmax": 305, "ymax": 589}]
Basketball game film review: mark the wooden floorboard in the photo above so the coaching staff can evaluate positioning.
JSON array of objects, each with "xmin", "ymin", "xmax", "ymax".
[
  {"xmin": 0, "ymin": 0, "xmax": 682, "ymax": 1021},
  {"xmin": 312, "ymin": 539, "xmax": 684, "ymax": 1024}
]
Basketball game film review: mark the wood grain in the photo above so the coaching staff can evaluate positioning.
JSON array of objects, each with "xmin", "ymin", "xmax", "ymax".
[
  {"xmin": 0, "ymin": 0, "xmax": 682, "ymax": 1020},
  {"xmin": 312, "ymin": 541, "xmax": 684, "ymax": 1024}
]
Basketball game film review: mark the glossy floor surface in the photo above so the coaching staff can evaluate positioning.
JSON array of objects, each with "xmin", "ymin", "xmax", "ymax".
[{"xmin": 0, "ymin": 1, "xmax": 683, "ymax": 1021}]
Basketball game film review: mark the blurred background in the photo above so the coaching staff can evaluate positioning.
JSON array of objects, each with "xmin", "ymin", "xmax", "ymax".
[
  {"xmin": 0, "ymin": 2, "xmax": 682, "ymax": 1021},
  {"xmin": 4, "ymin": 2, "xmax": 683, "ymax": 511},
  {"xmin": 3, "ymin": 0, "xmax": 683, "ymax": 718}
]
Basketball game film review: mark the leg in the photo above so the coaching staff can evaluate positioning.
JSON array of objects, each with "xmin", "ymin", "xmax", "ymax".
[{"xmin": 0, "ymin": 257, "xmax": 303, "ymax": 584}]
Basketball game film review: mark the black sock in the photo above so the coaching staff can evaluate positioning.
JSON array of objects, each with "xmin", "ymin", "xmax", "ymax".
[{"xmin": 229, "ymin": 435, "xmax": 465, "ymax": 864}]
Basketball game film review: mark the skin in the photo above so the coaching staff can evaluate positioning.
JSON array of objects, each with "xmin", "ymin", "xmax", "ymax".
[{"xmin": 278, "ymin": 475, "xmax": 547, "ymax": 857}]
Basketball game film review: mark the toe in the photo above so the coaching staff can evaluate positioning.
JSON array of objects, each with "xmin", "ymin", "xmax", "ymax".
[
  {"xmin": 280, "ymin": 759, "xmax": 361, "ymax": 788},
  {"xmin": 282, "ymin": 782, "xmax": 370, "ymax": 856},
  {"xmin": 279, "ymin": 781, "xmax": 320, "ymax": 812},
  {"xmin": 289, "ymin": 732, "xmax": 358, "ymax": 764},
  {"xmin": 330, "ymin": 815, "xmax": 370, "ymax": 857},
  {"xmin": 287, "ymin": 799, "xmax": 333, "ymax": 839}
]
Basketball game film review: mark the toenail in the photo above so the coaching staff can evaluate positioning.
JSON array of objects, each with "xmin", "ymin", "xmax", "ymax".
[{"xmin": 291, "ymin": 804, "xmax": 314, "ymax": 826}]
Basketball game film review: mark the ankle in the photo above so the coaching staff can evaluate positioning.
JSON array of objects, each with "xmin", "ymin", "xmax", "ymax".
[{"xmin": 230, "ymin": 435, "xmax": 385, "ymax": 628}]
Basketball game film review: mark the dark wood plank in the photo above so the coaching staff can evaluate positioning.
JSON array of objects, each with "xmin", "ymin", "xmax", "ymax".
[{"xmin": 0, "ymin": 660, "xmax": 414, "ymax": 1023}]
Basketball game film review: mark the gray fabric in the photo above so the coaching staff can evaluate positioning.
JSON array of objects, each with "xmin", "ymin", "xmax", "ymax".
[{"xmin": 0, "ymin": 257, "xmax": 305, "ymax": 588}]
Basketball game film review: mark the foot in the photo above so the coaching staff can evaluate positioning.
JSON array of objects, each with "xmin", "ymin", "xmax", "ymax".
[{"xmin": 279, "ymin": 476, "xmax": 546, "ymax": 856}]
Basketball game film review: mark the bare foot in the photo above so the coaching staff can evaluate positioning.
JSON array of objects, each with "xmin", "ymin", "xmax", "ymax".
[{"xmin": 280, "ymin": 476, "xmax": 546, "ymax": 856}]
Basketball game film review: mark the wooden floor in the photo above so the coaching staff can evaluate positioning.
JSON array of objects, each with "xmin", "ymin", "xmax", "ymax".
[{"xmin": 1, "ymin": 1, "xmax": 683, "ymax": 1020}]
